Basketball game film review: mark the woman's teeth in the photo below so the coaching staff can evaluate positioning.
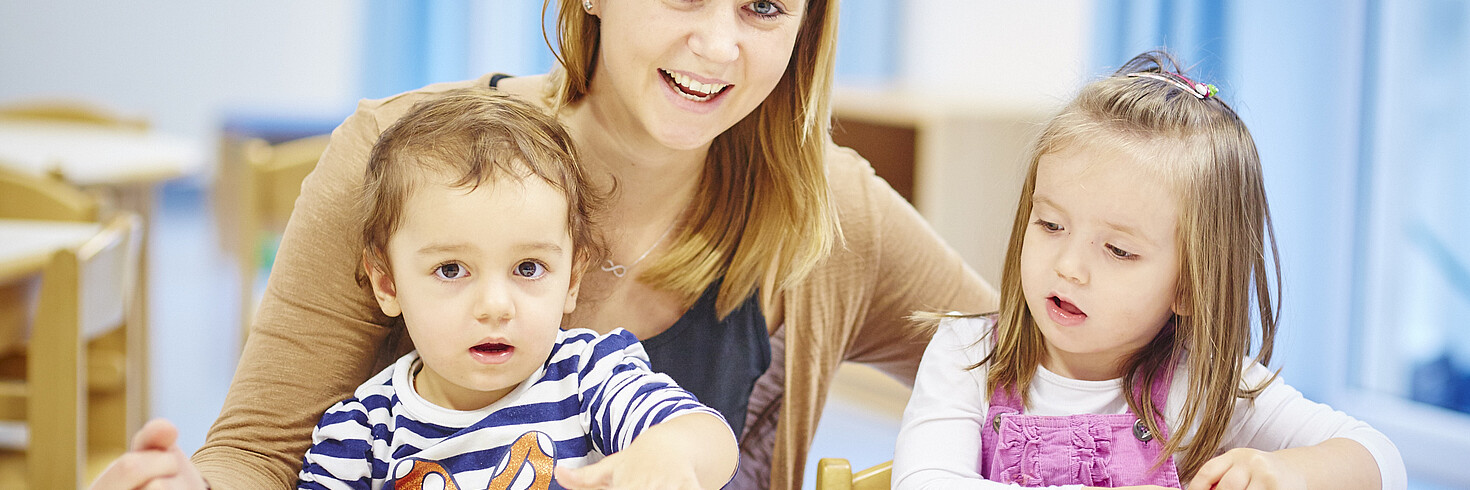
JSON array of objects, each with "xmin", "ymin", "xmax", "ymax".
[{"xmin": 662, "ymin": 69, "xmax": 729, "ymax": 101}]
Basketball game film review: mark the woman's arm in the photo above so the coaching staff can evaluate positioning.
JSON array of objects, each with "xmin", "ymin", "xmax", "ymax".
[
  {"xmin": 191, "ymin": 98, "xmax": 405, "ymax": 488},
  {"xmin": 828, "ymin": 146, "xmax": 999, "ymax": 380}
]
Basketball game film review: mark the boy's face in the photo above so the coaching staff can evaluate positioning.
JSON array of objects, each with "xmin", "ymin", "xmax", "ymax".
[{"xmin": 366, "ymin": 170, "xmax": 580, "ymax": 410}]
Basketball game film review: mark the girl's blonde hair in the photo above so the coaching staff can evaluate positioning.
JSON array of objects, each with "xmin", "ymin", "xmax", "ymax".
[
  {"xmin": 542, "ymin": 0, "xmax": 842, "ymax": 317},
  {"xmin": 940, "ymin": 50, "xmax": 1280, "ymax": 480}
]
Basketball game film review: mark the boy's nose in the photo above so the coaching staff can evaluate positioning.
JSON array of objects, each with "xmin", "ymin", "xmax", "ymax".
[{"xmin": 475, "ymin": 280, "xmax": 515, "ymax": 322}]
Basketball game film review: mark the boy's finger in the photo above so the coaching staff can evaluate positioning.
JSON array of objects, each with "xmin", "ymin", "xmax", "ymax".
[
  {"xmin": 130, "ymin": 418, "xmax": 180, "ymax": 452},
  {"xmin": 555, "ymin": 463, "xmax": 612, "ymax": 489}
]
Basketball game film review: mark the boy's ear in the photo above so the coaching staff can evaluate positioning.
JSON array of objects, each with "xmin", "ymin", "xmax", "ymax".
[
  {"xmin": 563, "ymin": 269, "xmax": 583, "ymax": 315},
  {"xmin": 363, "ymin": 250, "xmax": 402, "ymax": 317}
]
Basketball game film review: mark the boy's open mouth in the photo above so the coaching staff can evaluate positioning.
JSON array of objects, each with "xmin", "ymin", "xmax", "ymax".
[{"xmin": 469, "ymin": 342, "xmax": 514, "ymax": 364}]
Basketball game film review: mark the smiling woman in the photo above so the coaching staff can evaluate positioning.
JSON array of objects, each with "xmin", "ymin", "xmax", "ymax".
[{"xmin": 89, "ymin": 0, "xmax": 998, "ymax": 488}]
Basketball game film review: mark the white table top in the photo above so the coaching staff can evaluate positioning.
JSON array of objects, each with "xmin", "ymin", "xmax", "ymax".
[
  {"xmin": 0, "ymin": 219, "xmax": 102, "ymax": 282},
  {"xmin": 0, "ymin": 119, "xmax": 204, "ymax": 186}
]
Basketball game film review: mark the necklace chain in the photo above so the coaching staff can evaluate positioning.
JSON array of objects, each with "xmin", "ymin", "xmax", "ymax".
[{"xmin": 601, "ymin": 218, "xmax": 679, "ymax": 278}]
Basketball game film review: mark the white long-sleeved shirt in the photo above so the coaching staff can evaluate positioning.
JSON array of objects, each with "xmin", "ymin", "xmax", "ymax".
[{"xmin": 892, "ymin": 316, "xmax": 1406, "ymax": 490}]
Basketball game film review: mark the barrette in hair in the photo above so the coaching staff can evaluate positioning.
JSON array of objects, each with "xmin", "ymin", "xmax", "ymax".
[{"xmin": 1126, "ymin": 72, "xmax": 1218, "ymax": 99}]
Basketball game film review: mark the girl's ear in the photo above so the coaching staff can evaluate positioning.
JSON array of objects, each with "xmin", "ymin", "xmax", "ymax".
[
  {"xmin": 364, "ymin": 250, "xmax": 402, "ymax": 317},
  {"xmin": 1172, "ymin": 287, "xmax": 1192, "ymax": 317}
]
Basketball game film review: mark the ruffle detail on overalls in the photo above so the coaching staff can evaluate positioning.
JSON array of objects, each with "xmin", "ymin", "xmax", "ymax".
[{"xmin": 991, "ymin": 415, "xmax": 1117, "ymax": 487}]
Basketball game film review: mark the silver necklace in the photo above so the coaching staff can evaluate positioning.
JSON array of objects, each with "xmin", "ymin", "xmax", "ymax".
[{"xmin": 601, "ymin": 219, "xmax": 678, "ymax": 278}]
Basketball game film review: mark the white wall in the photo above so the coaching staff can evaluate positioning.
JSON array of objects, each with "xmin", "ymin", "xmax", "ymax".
[{"xmin": 0, "ymin": 1, "xmax": 364, "ymax": 147}]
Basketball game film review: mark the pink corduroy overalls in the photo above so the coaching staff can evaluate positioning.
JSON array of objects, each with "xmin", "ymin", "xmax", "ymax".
[{"xmin": 978, "ymin": 367, "xmax": 1182, "ymax": 488}]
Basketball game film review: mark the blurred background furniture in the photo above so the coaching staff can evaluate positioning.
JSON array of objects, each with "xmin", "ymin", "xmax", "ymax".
[
  {"xmin": 816, "ymin": 458, "xmax": 892, "ymax": 490},
  {"xmin": 215, "ymin": 133, "xmax": 329, "ymax": 341},
  {"xmin": 0, "ymin": 199, "xmax": 142, "ymax": 487}
]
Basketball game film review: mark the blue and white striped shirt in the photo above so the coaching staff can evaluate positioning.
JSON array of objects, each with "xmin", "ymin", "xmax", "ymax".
[{"xmin": 296, "ymin": 328, "xmax": 724, "ymax": 490}]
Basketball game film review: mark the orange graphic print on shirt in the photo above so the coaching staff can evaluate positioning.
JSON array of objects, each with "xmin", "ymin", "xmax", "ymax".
[{"xmin": 392, "ymin": 431, "xmax": 559, "ymax": 490}]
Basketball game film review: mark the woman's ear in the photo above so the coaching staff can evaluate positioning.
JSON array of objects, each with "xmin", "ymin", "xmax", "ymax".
[{"xmin": 363, "ymin": 250, "xmax": 402, "ymax": 317}]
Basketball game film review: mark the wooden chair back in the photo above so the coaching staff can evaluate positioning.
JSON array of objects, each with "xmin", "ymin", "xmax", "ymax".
[{"xmin": 816, "ymin": 458, "xmax": 893, "ymax": 490}]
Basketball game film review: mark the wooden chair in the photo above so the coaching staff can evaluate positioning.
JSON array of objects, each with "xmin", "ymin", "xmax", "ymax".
[
  {"xmin": 0, "ymin": 213, "xmax": 142, "ymax": 488},
  {"xmin": 215, "ymin": 134, "xmax": 329, "ymax": 341},
  {"xmin": 0, "ymin": 165, "xmax": 99, "ymax": 223},
  {"xmin": 816, "ymin": 458, "xmax": 893, "ymax": 490}
]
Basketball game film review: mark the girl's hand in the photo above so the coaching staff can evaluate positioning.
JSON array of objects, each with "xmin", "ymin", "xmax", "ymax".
[
  {"xmin": 88, "ymin": 418, "xmax": 208, "ymax": 490},
  {"xmin": 1187, "ymin": 447, "xmax": 1307, "ymax": 490},
  {"xmin": 553, "ymin": 450, "xmax": 702, "ymax": 490}
]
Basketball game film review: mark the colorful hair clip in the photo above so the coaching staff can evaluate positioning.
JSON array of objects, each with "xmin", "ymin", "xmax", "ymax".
[{"xmin": 1126, "ymin": 72, "xmax": 1217, "ymax": 100}]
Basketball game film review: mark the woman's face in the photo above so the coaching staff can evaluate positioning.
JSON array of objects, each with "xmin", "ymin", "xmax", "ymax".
[{"xmin": 589, "ymin": 0, "xmax": 807, "ymax": 151}]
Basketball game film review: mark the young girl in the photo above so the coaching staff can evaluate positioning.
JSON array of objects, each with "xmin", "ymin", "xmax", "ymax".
[{"xmin": 891, "ymin": 51, "xmax": 1406, "ymax": 490}]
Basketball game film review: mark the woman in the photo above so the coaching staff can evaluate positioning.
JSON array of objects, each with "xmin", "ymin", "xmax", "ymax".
[{"xmin": 100, "ymin": 0, "xmax": 996, "ymax": 488}]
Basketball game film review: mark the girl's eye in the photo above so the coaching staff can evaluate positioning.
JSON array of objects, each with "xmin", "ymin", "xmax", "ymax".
[
  {"xmin": 1033, "ymin": 219, "xmax": 1063, "ymax": 232},
  {"xmin": 747, "ymin": 0, "xmax": 785, "ymax": 18},
  {"xmin": 1106, "ymin": 244, "xmax": 1136, "ymax": 259},
  {"xmin": 434, "ymin": 263, "xmax": 469, "ymax": 280},
  {"xmin": 514, "ymin": 261, "xmax": 547, "ymax": 279}
]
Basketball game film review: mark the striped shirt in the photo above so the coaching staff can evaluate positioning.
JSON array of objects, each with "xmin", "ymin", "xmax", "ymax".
[{"xmin": 296, "ymin": 328, "xmax": 725, "ymax": 490}]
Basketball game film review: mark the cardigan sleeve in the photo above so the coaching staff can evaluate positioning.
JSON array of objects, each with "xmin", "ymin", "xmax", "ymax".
[
  {"xmin": 191, "ymin": 95, "xmax": 410, "ymax": 489},
  {"xmin": 830, "ymin": 145, "xmax": 999, "ymax": 382}
]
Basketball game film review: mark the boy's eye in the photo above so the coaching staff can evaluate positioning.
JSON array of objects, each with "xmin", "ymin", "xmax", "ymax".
[
  {"xmin": 515, "ymin": 261, "xmax": 546, "ymax": 279},
  {"xmin": 1033, "ymin": 219, "xmax": 1063, "ymax": 232},
  {"xmin": 435, "ymin": 263, "xmax": 468, "ymax": 280},
  {"xmin": 1106, "ymin": 244, "xmax": 1136, "ymax": 259}
]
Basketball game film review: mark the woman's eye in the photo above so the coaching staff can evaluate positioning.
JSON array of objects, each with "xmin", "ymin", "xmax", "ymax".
[
  {"xmin": 1033, "ymin": 219, "xmax": 1062, "ymax": 232},
  {"xmin": 434, "ymin": 263, "xmax": 468, "ymax": 280},
  {"xmin": 1106, "ymin": 244, "xmax": 1136, "ymax": 259},
  {"xmin": 515, "ymin": 261, "xmax": 547, "ymax": 279},
  {"xmin": 747, "ymin": 0, "xmax": 784, "ymax": 18}
]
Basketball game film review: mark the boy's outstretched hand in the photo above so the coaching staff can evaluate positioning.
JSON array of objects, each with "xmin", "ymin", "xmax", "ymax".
[
  {"xmin": 554, "ymin": 413, "xmax": 736, "ymax": 490},
  {"xmin": 89, "ymin": 418, "xmax": 208, "ymax": 490}
]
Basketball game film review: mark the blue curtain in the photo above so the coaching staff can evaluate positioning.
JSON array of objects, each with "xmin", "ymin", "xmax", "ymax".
[
  {"xmin": 1091, "ymin": 0, "xmax": 1229, "ymax": 88},
  {"xmin": 361, "ymin": 0, "xmax": 471, "ymax": 99}
]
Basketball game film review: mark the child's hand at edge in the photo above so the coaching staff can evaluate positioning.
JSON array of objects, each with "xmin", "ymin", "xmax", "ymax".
[
  {"xmin": 554, "ymin": 412, "xmax": 736, "ymax": 490},
  {"xmin": 88, "ymin": 418, "xmax": 208, "ymax": 490},
  {"xmin": 1186, "ymin": 438, "xmax": 1380, "ymax": 490}
]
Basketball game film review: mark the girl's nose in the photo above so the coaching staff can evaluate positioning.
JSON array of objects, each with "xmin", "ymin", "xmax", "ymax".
[
  {"xmin": 688, "ymin": 8, "xmax": 740, "ymax": 64},
  {"xmin": 1054, "ymin": 240, "xmax": 1090, "ymax": 286},
  {"xmin": 475, "ymin": 280, "xmax": 515, "ymax": 322}
]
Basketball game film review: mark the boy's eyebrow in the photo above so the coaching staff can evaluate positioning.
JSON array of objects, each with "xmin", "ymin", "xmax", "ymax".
[{"xmin": 415, "ymin": 241, "xmax": 567, "ymax": 255}]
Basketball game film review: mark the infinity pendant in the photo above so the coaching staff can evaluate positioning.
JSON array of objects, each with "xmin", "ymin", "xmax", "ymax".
[{"xmin": 600, "ymin": 260, "xmax": 628, "ymax": 277}]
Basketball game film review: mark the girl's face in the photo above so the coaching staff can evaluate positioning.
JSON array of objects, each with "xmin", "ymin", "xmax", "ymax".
[
  {"xmin": 589, "ymin": 0, "xmax": 806, "ymax": 151},
  {"xmin": 1020, "ymin": 142, "xmax": 1184, "ymax": 381}
]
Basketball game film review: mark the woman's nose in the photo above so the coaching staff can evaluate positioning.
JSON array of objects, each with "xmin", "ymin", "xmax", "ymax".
[{"xmin": 688, "ymin": 8, "xmax": 740, "ymax": 64}]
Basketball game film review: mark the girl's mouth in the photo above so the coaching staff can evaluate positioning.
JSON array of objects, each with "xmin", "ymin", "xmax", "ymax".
[
  {"xmin": 659, "ymin": 69, "xmax": 732, "ymax": 102},
  {"xmin": 1046, "ymin": 295, "xmax": 1087, "ymax": 326},
  {"xmin": 469, "ymin": 342, "xmax": 514, "ymax": 364}
]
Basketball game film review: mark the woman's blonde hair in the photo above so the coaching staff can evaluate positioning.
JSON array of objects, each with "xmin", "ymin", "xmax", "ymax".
[
  {"xmin": 947, "ymin": 50, "xmax": 1280, "ymax": 480},
  {"xmin": 542, "ymin": 0, "xmax": 842, "ymax": 317},
  {"xmin": 360, "ymin": 87, "xmax": 608, "ymax": 285}
]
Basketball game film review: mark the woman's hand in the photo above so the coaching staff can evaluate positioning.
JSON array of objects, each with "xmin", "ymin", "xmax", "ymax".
[{"xmin": 89, "ymin": 418, "xmax": 208, "ymax": 490}]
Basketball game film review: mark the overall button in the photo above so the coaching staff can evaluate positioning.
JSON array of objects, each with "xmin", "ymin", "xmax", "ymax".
[
  {"xmin": 1133, "ymin": 419, "xmax": 1154, "ymax": 441},
  {"xmin": 992, "ymin": 414, "xmax": 1003, "ymax": 431}
]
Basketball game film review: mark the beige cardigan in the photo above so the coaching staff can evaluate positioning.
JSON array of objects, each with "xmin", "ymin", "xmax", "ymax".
[{"xmin": 192, "ymin": 74, "xmax": 998, "ymax": 489}]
